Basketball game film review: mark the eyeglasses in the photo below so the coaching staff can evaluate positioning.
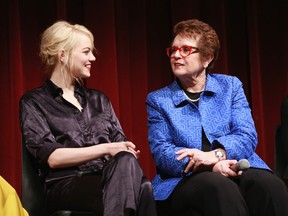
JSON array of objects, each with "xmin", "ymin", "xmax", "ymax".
[{"xmin": 166, "ymin": 46, "xmax": 200, "ymax": 58}]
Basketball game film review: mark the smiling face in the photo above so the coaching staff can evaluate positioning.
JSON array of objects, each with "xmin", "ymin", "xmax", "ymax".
[
  {"xmin": 170, "ymin": 35, "xmax": 210, "ymax": 80},
  {"xmin": 69, "ymin": 34, "xmax": 96, "ymax": 79}
]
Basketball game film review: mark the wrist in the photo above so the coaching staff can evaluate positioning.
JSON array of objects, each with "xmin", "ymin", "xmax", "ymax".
[{"xmin": 214, "ymin": 148, "xmax": 226, "ymax": 161}]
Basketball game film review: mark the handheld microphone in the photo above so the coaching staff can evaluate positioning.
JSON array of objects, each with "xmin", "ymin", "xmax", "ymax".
[{"xmin": 230, "ymin": 159, "xmax": 250, "ymax": 172}]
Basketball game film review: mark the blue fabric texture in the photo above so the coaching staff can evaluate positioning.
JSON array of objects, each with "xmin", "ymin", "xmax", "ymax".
[{"xmin": 146, "ymin": 73, "xmax": 271, "ymax": 200}]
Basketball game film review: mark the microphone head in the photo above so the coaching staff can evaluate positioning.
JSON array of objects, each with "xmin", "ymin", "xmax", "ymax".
[{"xmin": 237, "ymin": 159, "xmax": 250, "ymax": 170}]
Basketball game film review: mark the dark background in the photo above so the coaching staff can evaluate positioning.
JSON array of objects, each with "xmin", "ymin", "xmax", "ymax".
[{"xmin": 1, "ymin": 0, "xmax": 288, "ymax": 196}]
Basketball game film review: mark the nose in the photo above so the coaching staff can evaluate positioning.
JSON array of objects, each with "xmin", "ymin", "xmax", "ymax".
[
  {"xmin": 173, "ymin": 50, "xmax": 181, "ymax": 59},
  {"xmin": 90, "ymin": 53, "xmax": 96, "ymax": 61}
]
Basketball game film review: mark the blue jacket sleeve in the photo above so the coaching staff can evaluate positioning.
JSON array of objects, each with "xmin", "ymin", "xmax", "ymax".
[
  {"xmin": 209, "ymin": 76, "xmax": 258, "ymax": 160},
  {"xmin": 146, "ymin": 94, "xmax": 189, "ymax": 177}
]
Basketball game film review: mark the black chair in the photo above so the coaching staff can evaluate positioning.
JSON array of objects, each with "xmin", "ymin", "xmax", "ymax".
[
  {"xmin": 275, "ymin": 96, "xmax": 288, "ymax": 186},
  {"xmin": 21, "ymin": 143, "xmax": 98, "ymax": 216},
  {"xmin": 275, "ymin": 125, "xmax": 285, "ymax": 177}
]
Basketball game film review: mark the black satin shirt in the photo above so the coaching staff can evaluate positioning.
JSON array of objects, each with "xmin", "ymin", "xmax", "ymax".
[{"xmin": 19, "ymin": 80, "xmax": 126, "ymax": 184}]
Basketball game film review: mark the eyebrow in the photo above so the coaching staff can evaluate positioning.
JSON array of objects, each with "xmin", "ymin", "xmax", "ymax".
[{"xmin": 82, "ymin": 47, "xmax": 92, "ymax": 51}]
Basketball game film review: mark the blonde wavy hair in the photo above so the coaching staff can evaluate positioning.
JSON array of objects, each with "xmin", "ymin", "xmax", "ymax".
[{"xmin": 39, "ymin": 20, "xmax": 95, "ymax": 75}]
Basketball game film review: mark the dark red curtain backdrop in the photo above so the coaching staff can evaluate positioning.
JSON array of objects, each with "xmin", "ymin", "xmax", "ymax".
[{"xmin": 1, "ymin": 0, "xmax": 288, "ymax": 195}]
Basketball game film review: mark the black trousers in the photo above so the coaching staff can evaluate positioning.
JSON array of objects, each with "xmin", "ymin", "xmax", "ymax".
[
  {"xmin": 45, "ymin": 151, "xmax": 157, "ymax": 216},
  {"xmin": 157, "ymin": 168, "xmax": 288, "ymax": 216}
]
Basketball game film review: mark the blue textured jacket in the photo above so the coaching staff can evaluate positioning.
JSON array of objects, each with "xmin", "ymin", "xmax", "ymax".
[{"xmin": 146, "ymin": 74, "xmax": 271, "ymax": 200}]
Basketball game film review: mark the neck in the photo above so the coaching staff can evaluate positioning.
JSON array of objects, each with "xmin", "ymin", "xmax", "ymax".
[
  {"xmin": 179, "ymin": 73, "xmax": 206, "ymax": 93},
  {"xmin": 50, "ymin": 64, "xmax": 75, "ymax": 90}
]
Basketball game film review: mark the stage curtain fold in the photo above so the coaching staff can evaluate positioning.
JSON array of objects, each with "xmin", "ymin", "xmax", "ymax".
[{"xmin": 0, "ymin": 0, "xmax": 287, "ymax": 196}]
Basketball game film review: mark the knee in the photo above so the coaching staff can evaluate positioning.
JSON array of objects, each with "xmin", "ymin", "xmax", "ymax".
[
  {"xmin": 199, "ymin": 173, "xmax": 238, "ymax": 195},
  {"xmin": 241, "ymin": 170, "xmax": 287, "ymax": 193},
  {"xmin": 112, "ymin": 151, "xmax": 142, "ymax": 175},
  {"xmin": 246, "ymin": 174, "xmax": 287, "ymax": 197},
  {"xmin": 115, "ymin": 151, "xmax": 136, "ymax": 162},
  {"xmin": 141, "ymin": 178, "xmax": 153, "ymax": 193}
]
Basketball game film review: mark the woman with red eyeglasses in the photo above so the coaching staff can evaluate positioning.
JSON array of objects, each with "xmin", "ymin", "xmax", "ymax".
[{"xmin": 146, "ymin": 19, "xmax": 288, "ymax": 216}]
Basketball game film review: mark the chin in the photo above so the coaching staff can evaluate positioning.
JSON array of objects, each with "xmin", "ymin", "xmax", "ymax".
[
  {"xmin": 173, "ymin": 71, "xmax": 186, "ymax": 77},
  {"xmin": 82, "ymin": 73, "xmax": 91, "ymax": 78}
]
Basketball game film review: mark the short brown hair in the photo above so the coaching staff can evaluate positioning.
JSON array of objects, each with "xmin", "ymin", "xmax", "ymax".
[{"xmin": 173, "ymin": 19, "xmax": 220, "ymax": 73}]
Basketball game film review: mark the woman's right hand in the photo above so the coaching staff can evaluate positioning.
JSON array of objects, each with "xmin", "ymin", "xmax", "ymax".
[{"xmin": 212, "ymin": 160, "xmax": 240, "ymax": 177}]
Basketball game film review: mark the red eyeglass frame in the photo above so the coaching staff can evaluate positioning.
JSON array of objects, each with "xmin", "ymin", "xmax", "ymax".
[{"xmin": 166, "ymin": 46, "xmax": 200, "ymax": 58}]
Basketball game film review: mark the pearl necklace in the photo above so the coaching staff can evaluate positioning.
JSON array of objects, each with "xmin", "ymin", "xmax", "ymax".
[{"xmin": 182, "ymin": 90, "xmax": 201, "ymax": 102}]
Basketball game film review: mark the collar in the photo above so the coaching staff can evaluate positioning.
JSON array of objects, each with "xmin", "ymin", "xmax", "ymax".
[
  {"xmin": 45, "ymin": 79, "xmax": 85, "ymax": 98},
  {"xmin": 171, "ymin": 74, "xmax": 218, "ymax": 106}
]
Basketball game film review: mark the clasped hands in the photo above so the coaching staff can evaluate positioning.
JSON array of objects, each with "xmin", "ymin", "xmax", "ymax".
[{"xmin": 176, "ymin": 148, "xmax": 241, "ymax": 177}]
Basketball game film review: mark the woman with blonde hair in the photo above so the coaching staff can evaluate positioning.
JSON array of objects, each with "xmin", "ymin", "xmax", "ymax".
[{"xmin": 20, "ymin": 20, "xmax": 156, "ymax": 216}]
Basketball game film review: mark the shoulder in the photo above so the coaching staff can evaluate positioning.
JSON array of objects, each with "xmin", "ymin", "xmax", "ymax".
[
  {"xmin": 147, "ymin": 81, "xmax": 177, "ymax": 101},
  {"xmin": 83, "ymin": 87, "xmax": 113, "ymax": 109},
  {"xmin": 20, "ymin": 86, "xmax": 47, "ymax": 105},
  {"xmin": 208, "ymin": 73, "xmax": 242, "ymax": 85},
  {"xmin": 206, "ymin": 73, "xmax": 243, "ymax": 93},
  {"xmin": 84, "ymin": 87, "xmax": 109, "ymax": 100},
  {"xmin": 20, "ymin": 80, "xmax": 59, "ymax": 104},
  {"xmin": 83, "ymin": 87, "xmax": 108, "ymax": 98}
]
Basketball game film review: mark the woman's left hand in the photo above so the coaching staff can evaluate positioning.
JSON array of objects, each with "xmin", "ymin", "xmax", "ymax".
[
  {"xmin": 127, "ymin": 147, "xmax": 141, "ymax": 159},
  {"xmin": 176, "ymin": 148, "xmax": 218, "ymax": 173}
]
